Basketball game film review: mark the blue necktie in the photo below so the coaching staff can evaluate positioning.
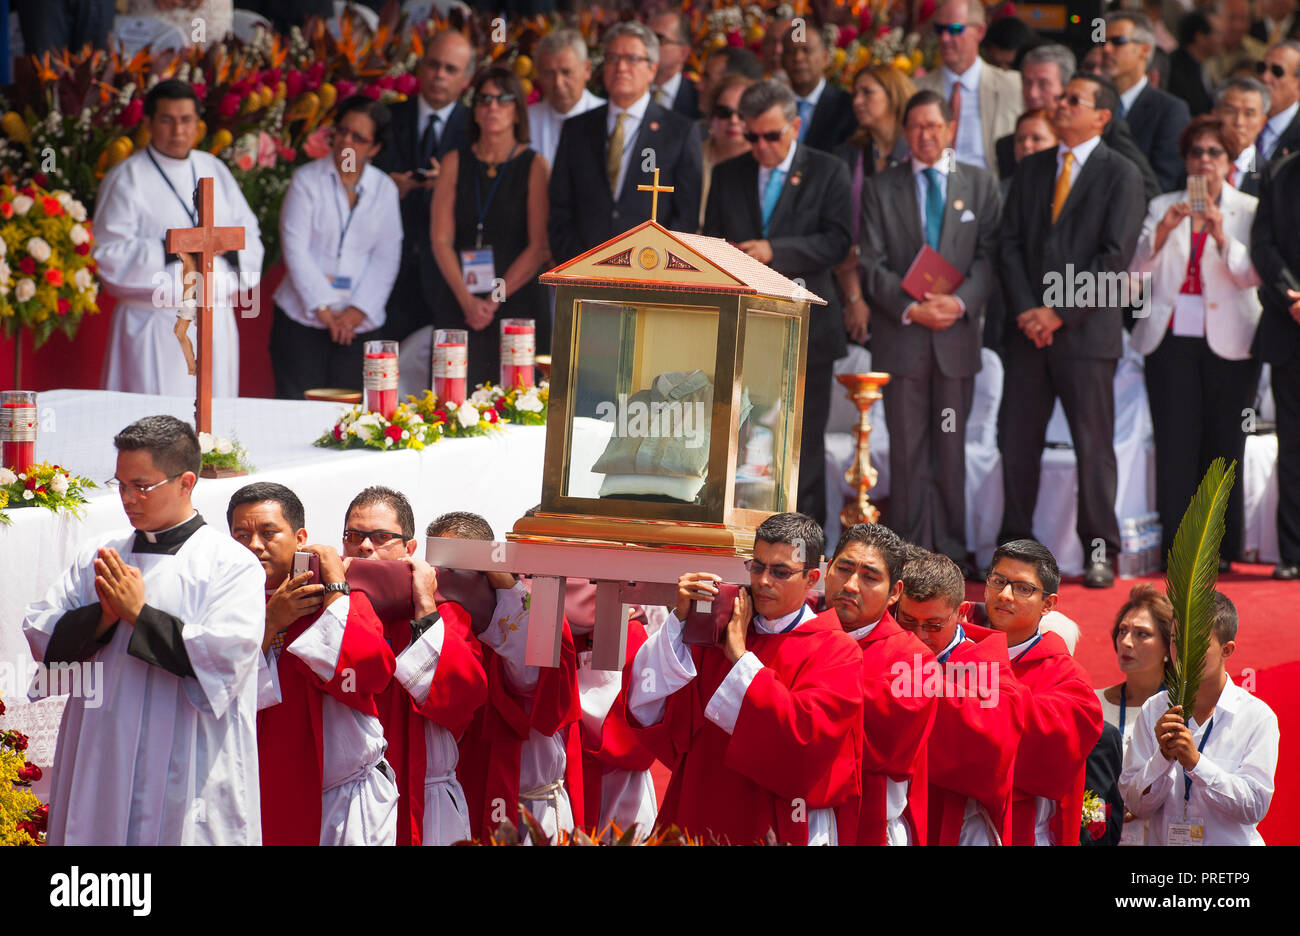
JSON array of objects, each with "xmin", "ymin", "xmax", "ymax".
[
  {"xmin": 1116, "ymin": 98, "xmax": 1126, "ymax": 120},
  {"xmin": 1257, "ymin": 127, "xmax": 1271, "ymax": 160},
  {"xmin": 796, "ymin": 99, "xmax": 813, "ymax": 141},
  {"xmin": 761, "ymin": 168, "xmax": 786, "ymax": 237},
  {"xmin": 923, "ymin": 167, "xmax": 944, "ymax": 250}
]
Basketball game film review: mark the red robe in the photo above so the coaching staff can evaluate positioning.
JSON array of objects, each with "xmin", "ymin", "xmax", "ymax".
[
  {"xmin": 629, "ymin": 608, "xmax": 864, "ymax": 845},
  {"xmin": 575, "ymin": 621, "xmax": 657, "ymax": 834},
  {"xmin": 257, "ymin": 592, "xmax": 395, "ymax": 846},
  {"xmin": 456, "ymin": 619, "xmax": 584, "ymax": 841},
  {"xmin": 836, "ymin": 610, "xmax": 937, "ymax": 846},
  {"xmin": 926, "ymin": 623, "xmax": 1025, "ymax": 845},
  {"xmin": 1008, "ymin": 629, "xmax": 1104, "ymax": 846},
  {"xmin": 374, "ymin": 600, "xmax": 487, "ymax": 846}
]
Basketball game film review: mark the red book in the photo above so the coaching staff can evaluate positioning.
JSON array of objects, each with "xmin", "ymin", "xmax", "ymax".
[
  {"xmin": 901, "ymin": 244, "xmax": 964, "ymax": 302},
  {"xmin": 682, "ymin": 583, "xmax": 741, "ymax": 646}
]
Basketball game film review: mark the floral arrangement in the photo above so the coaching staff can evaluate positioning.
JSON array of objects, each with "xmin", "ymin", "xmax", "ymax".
[
  {"xmin": 491, "ymin": 381, "xmax": 549, "ymax": 427},
  {"xmin": 0, "ymin": 178, "xmax": 97, "ymax": 348},
  {"xmin": 0, "ymin": 462, "xmax": 97, "ymax": 526},
  {"xmin": 198, "ymin": 431, "xmax": 253, "ymax": 473},
  {"xmin": 314, "ymin": 383, "xmax": 529, "ymax": 452},
  {"xmin": 1, "ymin": 697, "xmax": 48, "ymax": 846},
  {"xmin": 1081, "ymin": 788, "xmax": 1109, "ymax": 842},
  {"xmin": 314, "ymin": 398, "xmax": 438, "ymax": 452}
]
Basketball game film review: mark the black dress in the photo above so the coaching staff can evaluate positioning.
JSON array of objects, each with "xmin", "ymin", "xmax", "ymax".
[{"xmin": 447, "ymin": 145, "xmax": 549, "ymax": 388}]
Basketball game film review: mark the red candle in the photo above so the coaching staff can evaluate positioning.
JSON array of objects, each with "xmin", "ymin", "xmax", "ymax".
[
  {"xmin": 363, "ymin": 342, "xmax": 399, "ymax": 419},
  {"xmin": 500, "ymin": 319, "xmax": 535, "ymax": 390},
  {"xmin": 1, "ymin": 395, "xmax": 37, "ymax": 475},
  {"xmin": 433, "ymin": 329, "xmax": 468, "ymax": 406}
]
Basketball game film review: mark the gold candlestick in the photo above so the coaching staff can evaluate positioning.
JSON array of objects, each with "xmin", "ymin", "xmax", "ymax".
[{"xmin": 837, "ymin": 372, "xmax": 891, "ymax": 527}]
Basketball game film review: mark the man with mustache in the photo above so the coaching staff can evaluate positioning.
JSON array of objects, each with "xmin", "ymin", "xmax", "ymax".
[{"xmin": 822, "ymin": 524, "xmax": 936, "ymax": 846}]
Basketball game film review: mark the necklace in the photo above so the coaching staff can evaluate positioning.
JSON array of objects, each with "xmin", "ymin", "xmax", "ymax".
[{"xmin": 477, "ymin": 141, "xmax": 517, "ymax": 178}]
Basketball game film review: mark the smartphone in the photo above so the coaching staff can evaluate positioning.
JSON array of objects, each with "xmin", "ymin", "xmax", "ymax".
[
  {"xmin": 411, "ymin": 168, "xmax": 429, "ymax": 182},
  {"xmin": 683, "ymin": 583, "xmax": 742, "ymax": 646},
  {"xmin": 292, "ymin": 551, "xmax": 321, "ymax": 585},
  {"xmin": 1188, "ymin": 175, "xmax": 1208, "ymax": 214}
]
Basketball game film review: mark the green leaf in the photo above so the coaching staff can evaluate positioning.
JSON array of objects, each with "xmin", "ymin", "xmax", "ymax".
[{"xmin": 1164, "ymin": 458, "xmax": 1235, "ymax": 721}]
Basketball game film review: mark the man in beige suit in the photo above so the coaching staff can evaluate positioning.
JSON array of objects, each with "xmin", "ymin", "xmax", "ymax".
[{"xmin": 914, "ymin": 0, "xmax": 1021, "ymax": 172}]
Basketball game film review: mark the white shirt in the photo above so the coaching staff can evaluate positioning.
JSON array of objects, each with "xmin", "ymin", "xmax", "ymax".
[
  {"xmin": 1056, "ymin": 134, "xmax": 1103, "ymax": 181},
  {"xmin": 1259, "ymin": 100, "xmax": 1299, "ymax": 160},
  {"xmin": 607, "ymin": 92, "xmax": 651, "ymax": 198},
  {"xmin": 1120, "ymin": 676, "xmax": 1278, "ymax": 845},
  {"xmin": 653, "ymin": 70, "xmax": 683, "ymax": 109},
  {"xmin": 528, "ymin": 88, "xmax": 604, "ymax": 167},
  {"xmin": 902, "ymin": 157, "xmax": 965, "ymax": 324},
  {"xmin": 416, "ymin": 97, "xmax": 459, "ymax": 158},
  {"xmin": 1231, "ymin": 144, "xmax": 1258, "ymax": 183},
  {"xmin": 273, "ymin": 157, "xmax": 402, "ymax": 331},
  {"xmin": 757, "ymin": 141, "xmax": 799, "ymax": 205},
  {"xmin": 1119, "ymin": 75, "xmax": 1149, "ymax": 119},
  {"xmin": 941, "ymin": 58, "xmax": 986, "ymax": 168}
]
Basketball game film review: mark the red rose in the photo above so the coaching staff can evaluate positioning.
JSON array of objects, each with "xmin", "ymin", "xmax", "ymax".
[
  {"xmin": 307, "ymin": 61, "xmax": 325, "ymax": 89},
  {"xmin": 118, "ymin": 98, "xmax": 144, "ymax": 128},
  {"xmin": 32, "ymin": 171, "xmax": 48, "ymax": 187},
  {"xmin": 432, "ymin": 409, "xmax": 447, "ymax": 423},
  {"xmin": 494, "ymin": 397, "xmax": 507, "ymax": 412},
  {"xmin": 218, "ymin": 93, "xmax": 241, "ymax": 118},
  {"xmin": 362, "ymin": 84, "xmax": 383, "ymax": 100},
  {"xmin": 1088, "ymin": 820, "xmax": 1106, "ymax": 841},
  {"xmin": 25, "ymin": 475, "xmax": 36, "ymax": 490},
  {"xmin": 45, "ymin": 269, "xmax": 63, "ymax": 287},
  {"xmin": 41, "ymin": 196, "xmax": 62, "ymax": 216},
  {"xmin": 19, "ymin": 256, "xmax": 35, "ymax": 275},
  {"xmin": 395, "ymin": 73, "xmax": 418, "ymax": 95},
  {"xmin": 18, "ymin": 762, "xmax": 42, "ymax": 782},
  {"xmin": 333, "ymin": 424, "xmax": 344, "ymax": 440},
  {"xmin": 33, "ymin": 803, "xmax": 49, "ymax": 830},
  {"xmin": 726, "ymin": 29, "xmax": 744, "ymax": 47},
  {"xmin": 56, "ymin": 298, "xmax": 70, "ymax": 316},
  {"xmin": 335, "ymin": 80, "xmax": 357, "ymax": 100},
  {"xmin": 277, "ymin": 143, "xmax": 296, "ymax": 162},
  {"xmin": 5, "ymin": 730, "xmax": 28, "ymax": 751},
  {"xmin": 384, "ymin": 424, "xmax": 403, "ymax": 443},
  {"xmin": 20, "ymin": 186, "xmax": 35, "ymax": 198},
  {"xmin": 0, "ymin": 202, "xmax": 12, "ymax": 219},
  {"xmin": 17, "ymin": 820, "xmax": 38, "ymax": 839},
  {"xmin": 485, "ymin": 409, "xmax": 498, "ymax": 423},
  {"xmin": 74, "ymin": 242, "xmax": 90, "ymax": 256},
  {"xmin": 192, "ymin": 82, "xmax": 207, "ymax": 100},
  {"xmin": 0, "ymin": 696, "xmax": 5, "ymax": 716},
  {"xmin": 286, "ymin": 70, "xmax": 305, "ymax": 99}
]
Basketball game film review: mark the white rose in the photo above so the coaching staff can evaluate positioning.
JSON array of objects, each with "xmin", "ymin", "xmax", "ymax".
[
  {"xmin": 469, "ymin": 387, "xmax": 494, "ymax": 406},
  {"xmin": 0, "ymin": 259, "xmax": 10, "ymax": 279},
  {"xmin": 69, "ymin": 224, "xmax": 89, "ymax": 246},
  {"xmin": 56, "ymin": 192, "xmax": 72, "ymax": 209},
  {"xmin": 516, "ymin": 392, "xmax": 544, "ymax": 413},
  {"xmin": 68, "ymin": 201, "xmax": 86, "ymax": 222},
  {"xmin": 26, "ymin": 237, "xmax": 51, "ymax": 263},
  {"xmin": 73, "ymin": 267, "xmax": 92, "ymax": 290},
  {"xmin": 14, "ymin": 278, "xmax": 35, "ymax": 302},
  {"xmin": 457, "ymin": 404, "xmax": 480, "ymax": 430},
  {"xmin": 197, "ymin": 431, "xmax": 215, "ymax": 454},
  {"xmin": 12, "ymin": 195, "xmax": 33, "ymax": 216},
  {"xmin": 49, "ymin": 473, "xmax": 69, "ymax": 496},
  {"xmin": 0, "ymin": 236, "xmax": 6, "ymax": 257},
  {"xmin": 0, "ymin": 467, "xmax": 16, "ymax": 485},
  {"xmin": 215, "ymin": 437, "xmax": 233, "ymax": 455}
]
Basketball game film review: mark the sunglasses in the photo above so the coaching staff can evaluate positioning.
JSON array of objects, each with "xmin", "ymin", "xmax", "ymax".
[
  {"xmin": 744, "ymin": 558, "xmax": 807, "ymax": 581},
  {"xmin": 1256, "ymin": 61, "xmax": 1289, "ymax": 79},
  {"xmin": 934, "ymin": 22, "xmax": 968, "ymax": 35},
  {"xmin": 475, "ymin": 92, "xmax": 517, "ymax": 107},
  {"xmin": 1057, "ymin": 91, "xmax": 1098, "ymax": 109},
  {"xmin": 896, "ymin": 616, "xmax": 950, "ymax": 634},
  {"xmin": 1102, "ymin": 34, "xmax": 1137, "ymax": 46},
  {"xmin": 342, "ymin": 529, "xmax": 407, "ymax": 546},
  {"xmin": 1188, "ymin": 145, "xmax": 1226, "ymax": 159},
  {"xmin": 743, "ymin": 124, "xmax": 791, "ymax": 143},
  {"xmin": 713, "ymin": 104, "xmax": 741, "ymax": 121}
]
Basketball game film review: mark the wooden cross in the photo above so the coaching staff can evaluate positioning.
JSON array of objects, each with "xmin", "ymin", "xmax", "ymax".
[
  {"xmin": 165, "ymin": 177, "xmax": 244, "ymax": 435},
  {"xmin": 637, "ymin": 168, "xmax": 675, "ymax": 223}
]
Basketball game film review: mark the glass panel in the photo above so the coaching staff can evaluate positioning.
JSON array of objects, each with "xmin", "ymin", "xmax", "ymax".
[
  {"xmin": 735, "ymin": 309, "xmax": 799, "ymax": 512},
  {"xmin": 566, "ymin": 299, "xmax": 719, "ymax": 505}
]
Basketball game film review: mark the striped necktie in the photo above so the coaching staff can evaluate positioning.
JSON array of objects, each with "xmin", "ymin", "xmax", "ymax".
[{"xmin": 608, "ymin": 112, "xmax": 627, "ymax": 195}]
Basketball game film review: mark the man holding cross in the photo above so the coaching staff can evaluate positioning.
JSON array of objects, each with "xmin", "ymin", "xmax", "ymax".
[{"xmin": 96, "ymin": 79, "xmax": 263, "ymax": 398}]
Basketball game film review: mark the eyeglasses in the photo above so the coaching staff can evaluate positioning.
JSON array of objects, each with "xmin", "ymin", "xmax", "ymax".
[
  {"xmin": 106, "ymin": 474, "xmax": 182, "ymax": 497},
  {"xmin": 744, "ymin": 558, "xmax": 807, "ymax": 581},
  {"xmin": 934, "ymin": 22, "xmax": 968, "ymax": 36},
  {"xmin": 475, "ymin": 92, "xmax": 518, "ymax": 107},
  {"xmin": 332, "ymin": 127, "xmax": 374, "ymax": 145},
  {"xmin": 713, "ymin": 104, "xmax": 741, "ymax": 121},
  {"xmin": 342, "ymin": 528, "xmax": 407, "ymax": 546},
  {"xmin": 743, "ymin": 124, "xmax": 791, "ymax": 143},
  {"xmin": 654, "ymin": 33, "xmax": 684, "ymax": 47},
  {"xmin": 1101, "ymin": 34, "xmax": 1137, "ymax": 46},
  {"xmin": 986, "ymin": 572, "xmax": 1048, "ymax": 600},
  {"xmin": 896, "ymin": 614, "xmax": 951, "ymax": 634},
  {"xmin": 1056, "ymin": 91, "xmax": 1098, "ymax": 109},
  {"xmin": 1188, "ymin": 145, "xmax": 1226, "ymax": 159},
  {"xmin": 1256, "ymin": 62, "xmax": 1288, "ymax": 79},
  {"xmin": 605, "ymin": 53, "xmax": 653, "ymax": 68}
]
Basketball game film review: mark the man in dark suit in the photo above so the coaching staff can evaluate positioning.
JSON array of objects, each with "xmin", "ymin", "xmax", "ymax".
[
  {"xmin": 998, "ymin": 74, "xmax": 1146, "ymax": 588},
  {"xmin": 548, "ymin": 22, "xmax": 702, "ymax": 264},
  {"xmin": 1249, "ymin": 150, "xmax": 1300, "ymax": 580},
  {"xmin": 1255, "ymin": 42, "xmax": 1300, "ymax": 163},
  {"xmin": 372, "ymin": 29, "xmax": 472, "ymax": 342},
  {"xmin": 860, "ymin": 91, "xmax": 1000, "ymax": 576},
  {"xmin": 1216, "ymin": 76, "xmax": 1270, "ymax": 195},
  {"xmin": 1101, "ymin": 12, "xmax": 1192, "ymax": 191},
  {"xmin": 704, "ymin": 79, "xmax": 852, "ymax": 528},
  {"xmin": 1250, "ymin": 0, "xmax": 1300, "ymax": 44},
  {"xmin": 1166, "ymin": 12, "xmax": 1216, "ymax": 116},
  {"xmin": 781, "ymin": 23, "xmax": 856, "ymax": 153},
  {"xmin": 648, "ymin": 11, "xmax": 701, "ymax": 119},
  {"xmin": 995, "ymin": 43, "xmax": 1160, "ymax": 203}
]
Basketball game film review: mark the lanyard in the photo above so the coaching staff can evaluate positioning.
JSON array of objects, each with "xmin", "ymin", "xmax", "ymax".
[
  {"xmin": 147, "ymin": 147, "xmax": 198, "ymax": 225},
  {"xmin": 1119, "ymin": 683, "xmax": 1127, "ymax": 736},
  {"xmin": 1182, "ymin": 717, "xmax": 1215, "ymax": 806},
  {"xmin": 333, "ymin": 174, "xmax": 362, "ymax": 260},
  {"xmin": 473, "ymin": 158, "xmax": 508, "ymax": 249},
  {"xmin": 1011, "ymin": 632, "xmax": 1043, "ymax": 661},
  {"xmin": 937, "ymin": 623, "xmax": 966, "ymax": 664}
]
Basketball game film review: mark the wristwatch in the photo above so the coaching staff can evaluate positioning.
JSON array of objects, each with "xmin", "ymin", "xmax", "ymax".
[{"xmin": 323, "ymin": 581, "xmax": 350, "ymax": 596}]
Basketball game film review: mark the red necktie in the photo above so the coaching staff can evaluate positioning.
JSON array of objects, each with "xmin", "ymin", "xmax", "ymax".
[{"xmin": 1227, "ymin": 165, "xmax": 1237, "ymax": 187}]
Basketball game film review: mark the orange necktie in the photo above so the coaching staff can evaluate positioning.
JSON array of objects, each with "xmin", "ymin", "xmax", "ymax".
[{"xmin": 1052, "ymin": 151, "xmax": 1074, "ymax": 223}]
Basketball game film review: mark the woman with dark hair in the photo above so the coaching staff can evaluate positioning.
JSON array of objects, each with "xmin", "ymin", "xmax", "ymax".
[
  {"xmin": 833, "ymin": 64, "xmax": 914, "ymax": 344},
  {"xmin": 699, "ymin": 72, "xmax": 755, "ymax": 228},
  {"xmin": 271, "ymin": 96, "xmax": 401, "ymax": 399},
  {"xmin": 432, "ymin": 65, "xmax": 551, "ymax": 387},
  {"xmin": 1129, "ymin": 114, "xmax": 1263, "ymax": 571}
]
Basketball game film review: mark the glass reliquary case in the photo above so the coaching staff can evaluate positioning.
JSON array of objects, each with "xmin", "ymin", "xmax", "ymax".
[{"xmin": 510, "ymin": 220, "xmax": 822, "ymax": 554}]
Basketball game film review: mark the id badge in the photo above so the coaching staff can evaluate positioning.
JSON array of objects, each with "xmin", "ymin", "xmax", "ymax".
[
  {"xmin": 460, "ymin": 247, "xmax": 495, "ymax": 295},
  {"xmin": 328, "ymin": 274, "xmax": 353, "ymax": 291},
  {"xmin": 1172, "ymin": 294, "xmax": 1206, "ymax": 337},
  {"xmin": 1166, "ymin": 819, "xmax": 1205, "ymax": 846}
]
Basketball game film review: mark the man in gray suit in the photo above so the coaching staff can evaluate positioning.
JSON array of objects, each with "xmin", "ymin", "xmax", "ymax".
[{"xmin": 860, "ymin": 90, "xmax": 1001, "ymax": 576}]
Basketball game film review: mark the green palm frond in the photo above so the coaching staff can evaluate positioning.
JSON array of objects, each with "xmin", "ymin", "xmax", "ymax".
[{"xmin": 1164, "ymin": 458, "xmax": 1236, "ymax": 720}]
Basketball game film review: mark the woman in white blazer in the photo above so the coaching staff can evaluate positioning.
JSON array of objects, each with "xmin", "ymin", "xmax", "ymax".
[{"xmin": 1130, "ymin": 115, "xmax": 1262, "ymax": 569}]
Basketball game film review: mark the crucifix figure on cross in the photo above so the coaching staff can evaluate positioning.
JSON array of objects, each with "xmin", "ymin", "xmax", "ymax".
[
  {"xmin": 165, "ymin": 176, "xmax": 245, "ymax": 437},
  {"xmin": 637, "ymin": 167, "xmax": 675, "ymax": 223}
]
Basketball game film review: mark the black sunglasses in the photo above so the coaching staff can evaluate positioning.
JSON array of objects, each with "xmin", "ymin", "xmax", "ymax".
[
  {"xmin": 342, "ymin": 528, "xmax": 407, "ymax": 546},
  {"xmin": 713, "ymin": 104, "xmax": 740, "ymax": 121},
  {"xmin": 1103, "ymin": 34, "xmax": 1137, "ymax": 46},
  {"xmin": 743, "ymin": 126, "xmax": 790, "ymax": 143},
  {"xmin": 475, "ymin": 92, "xmax": 517, "ymax": 106},
  {"xmin": 934, "ymin": 22, "xmax": 967, "ymax": 35},
  {"xmin": 1188, "ymin": 145, "xmax": 1226, "ymax": 159},
  {"xmin": 1256, "ymin": 61, "xmax": 1289, "ymax": 79}
]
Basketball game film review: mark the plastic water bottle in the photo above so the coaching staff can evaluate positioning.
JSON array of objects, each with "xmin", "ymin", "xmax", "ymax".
[{"xmin": 1119, "ymin": 518, "xmax": 1142, "ymax": 578}]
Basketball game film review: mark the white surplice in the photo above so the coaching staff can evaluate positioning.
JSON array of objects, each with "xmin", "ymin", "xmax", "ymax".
[
  {"xmin": 23, "ymin": 522, "xmax": 266, "ymax": 845},
  {"xmin": 94, "ymin": 146, "xmax": 264, "ymax": 397}
]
